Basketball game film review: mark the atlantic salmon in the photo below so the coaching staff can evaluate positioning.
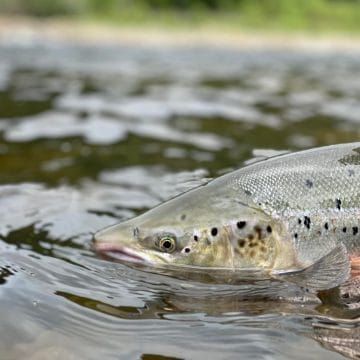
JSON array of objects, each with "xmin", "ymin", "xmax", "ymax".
[{"xmin": 95, "ymin": 143, "xmax": 360, "ymax": 291}]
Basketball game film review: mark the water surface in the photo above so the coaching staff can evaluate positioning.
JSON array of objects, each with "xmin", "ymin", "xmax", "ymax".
[{"xmin": 0, "ymin": 40, "xmax": 359, "ymax": 359}]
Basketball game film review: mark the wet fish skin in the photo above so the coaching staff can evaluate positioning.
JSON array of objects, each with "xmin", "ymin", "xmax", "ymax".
[
  {"xmin": 230, "ymin": 142, "xmax": 360, "ymax": 265},
  {"xmin": 95, "ymin": 143, "xmax": 360, "ymax": 290}
]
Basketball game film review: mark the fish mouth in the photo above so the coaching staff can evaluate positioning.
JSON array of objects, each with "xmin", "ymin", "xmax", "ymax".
[{"xmin": 95, "ymin": 242, "xmax": 151, "ymax": 265}]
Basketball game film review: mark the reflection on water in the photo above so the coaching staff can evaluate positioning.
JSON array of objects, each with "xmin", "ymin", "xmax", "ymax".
[
  {"xmin": 0, "ymin": 40, "xmax": 359, "ymax": 359},
  {"xmin": 313, "ymin": 321, "xmax": 360, "ymax": 359}
]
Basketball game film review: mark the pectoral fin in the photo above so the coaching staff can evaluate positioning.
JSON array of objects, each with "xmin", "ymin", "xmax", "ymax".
[{"xmin": 272, "ymin": 245, "xmax": 351, "ymax": 291}]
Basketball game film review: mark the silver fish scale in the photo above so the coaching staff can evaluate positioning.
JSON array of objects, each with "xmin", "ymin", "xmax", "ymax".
[
  {"xmin": 228, "ymin": 143, "xmax": 360, "ymax": 211},
  {"xmin": 219, "ymin": 143, "xmax": 360, "ymax": 263}
]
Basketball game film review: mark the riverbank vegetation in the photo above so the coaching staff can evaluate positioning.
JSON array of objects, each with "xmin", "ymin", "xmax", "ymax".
[{"xmin": 1, "ymin": 0, "xmax": 360, "ymax": 33}]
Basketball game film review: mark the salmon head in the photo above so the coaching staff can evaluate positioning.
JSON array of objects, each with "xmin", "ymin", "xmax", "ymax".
[{"xmin": 94, "ymin": 183, "xmax": 290, "ymax": 271}]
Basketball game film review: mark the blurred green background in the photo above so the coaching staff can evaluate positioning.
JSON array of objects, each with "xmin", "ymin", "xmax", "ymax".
[{"xmin": 1, "ymin": 0, "xmax": 360, "ymax": 33}]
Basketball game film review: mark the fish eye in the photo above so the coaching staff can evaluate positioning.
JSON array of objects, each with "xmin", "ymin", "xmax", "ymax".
[{"xmin": 158, "ymin": 236, "xmax": 176, "ymax": 253}]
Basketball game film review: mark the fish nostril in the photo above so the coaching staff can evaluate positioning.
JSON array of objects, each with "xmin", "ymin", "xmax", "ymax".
[{"xmin": 86, "ymin": 233, "xmax": 98, "ymax": 251}]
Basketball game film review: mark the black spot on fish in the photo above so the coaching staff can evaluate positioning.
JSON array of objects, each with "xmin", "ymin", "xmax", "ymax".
[
  {"xmin": 305, "ymin": 179, "xmax": 313, "ymax": 188},
  {"xmin": 324, "ymin": 222, "xmax": 329, "ymax": 230},
  {"xmin": 304, "ymin": 216, "xmax": 311, "ymax": 229},
  {"xmin": 348, "ymin": 169, "xmax": 355, "ymax": 177},
  {"xmin": 266, "ymin": 225, "xmax": 272, "ymax": 233},
  {"xmin": 238, "ymin": 239, "xmax": 246, "ymax": 248},
  {"xmin": 180, "ymin": 214, "xmax": 186, "ymax": 221},
  {"xmin": 249, "ymin": 242, "xmax": 258, "ymax": 248},
  {"xmin": 254, "ymin": 226, "xmax": 262, "ymax": 238},
  {"xmin": 184, "ymin": 247, "xmax": 191, "ymax": 253},
  {"xmin": 342, "ymin": 227, "xmax": 347, "ymax": 233},
  {"xmin": 298, "ymin": 219, "xmax": 302, "ymax": 225},
  {"xmin": 248, "ymin": 234, "xmax": 254, "ymax": 241},
  {"xmin": 294, "ymin": 233, "xmax": 298, "ymax": 239},
  {"xmin": 336, "ymin": 198, "xmax": 342, "ymax": 210},
  {"xmin": 193, "ymin": 235, "xmax": 198, "ymax": 241},
  {"xmin": 237, "ymin": 221, "xmax": 246, "ymax": 229},
  {"xmin": 244, "ymin": 189, "xmax": 252, "ymax": 196},
  {"xmin": 353, "ymin": 226, "xmax": 359, "ymax": 236},
  {"xmin": 211, "ymin": 227, "xmax": 218, "ymax": 236}
]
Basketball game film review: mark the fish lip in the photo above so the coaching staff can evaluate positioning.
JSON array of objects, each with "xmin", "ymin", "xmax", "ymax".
[{"xmin": 95, "ymin": 242, "xmax": 151, "ymax": 265}]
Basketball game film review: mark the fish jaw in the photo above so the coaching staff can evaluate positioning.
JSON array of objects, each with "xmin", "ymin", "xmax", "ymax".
[
  {"xmin": 95, "ymin": 242, "xmax": 150, "ymax": 264},
  {"xmin": 94, "ymin": 222, "xmax": 169, "ymax": 266}
]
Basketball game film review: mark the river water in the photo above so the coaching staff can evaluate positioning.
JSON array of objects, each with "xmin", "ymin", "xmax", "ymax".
[{"xmin": 0, "ymin": 39, "xmax": 359, "ymax": 359}]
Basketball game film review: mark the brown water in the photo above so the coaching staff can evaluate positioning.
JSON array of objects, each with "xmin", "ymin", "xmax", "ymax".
[{"xmin": 0, "ymin": 40, "xmax": 359, "ymax": 359}]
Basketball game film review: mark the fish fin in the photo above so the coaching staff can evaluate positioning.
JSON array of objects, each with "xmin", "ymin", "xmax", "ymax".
[{"xmin": 272, "ymin": 244, "xmax": 351, "ymax": 291}]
